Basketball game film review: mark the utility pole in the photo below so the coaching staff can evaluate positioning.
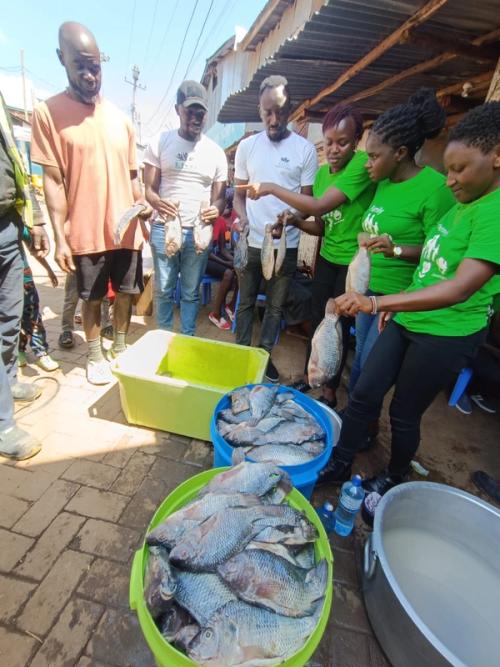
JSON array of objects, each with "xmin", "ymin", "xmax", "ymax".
[
  {"xmin": 20, "ymin": 49, "xmax": 28, "ymax": 120},
  {"xmin": 125, "ymin": 65, "xmax": 146, "ymax": 139}
]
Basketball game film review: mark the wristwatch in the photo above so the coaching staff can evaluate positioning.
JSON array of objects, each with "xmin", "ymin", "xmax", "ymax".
[{"xmin": 393, "ymin": 245, "xmax": 403, "ymax": 257}]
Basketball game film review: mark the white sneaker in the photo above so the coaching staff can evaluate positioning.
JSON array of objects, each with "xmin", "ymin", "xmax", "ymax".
[
  {"xmin": 37, "ymin": 353, "xmax": 59, "ymax": 372},
  {"xmin": 86, "ymin": 359, "xmax": 113, "ymax": 385}
]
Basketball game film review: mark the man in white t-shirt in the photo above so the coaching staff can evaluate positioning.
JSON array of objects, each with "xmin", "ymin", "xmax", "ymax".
[
  {"xmin": 144, "ymin": 81, "xmax": 228, "ymax": 335},
  {"xmin": 233, "ymin": 75, "xmax": 317, "ymax": 381}
]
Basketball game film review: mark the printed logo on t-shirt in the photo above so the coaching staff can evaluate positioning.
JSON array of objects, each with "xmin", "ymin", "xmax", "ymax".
[
  {"xmin": 175, "ymin": 152, "xmax": 190, "ymax": 170},
  {"xmin": 418, "ymin": 233, "xmax": 448, "ymax": 279},
  {"xmin": 323, "ymin": 208, "xmax": 343, "ymax": 231},
  {"xmin": 277, "ymin": 156, "xmax": 292, "ymax": 170},
  {"xmin": 362, "ymin": 211, "xmax": 380, "ymax": 236}
]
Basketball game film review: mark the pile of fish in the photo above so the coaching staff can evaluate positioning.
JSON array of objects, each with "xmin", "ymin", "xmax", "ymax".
[
  {"xmin": 216, "ymin": 385, "xmax": 326, "ymax": 466},
  {"xmin": 144, "ymin": 461, "xmax": 327, "ymax": 666}
]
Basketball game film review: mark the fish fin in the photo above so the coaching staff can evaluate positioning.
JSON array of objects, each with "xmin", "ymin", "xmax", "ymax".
[
  {"xmin": 306, "ymin": 559, "xmax": 328, "ymax": 600},
  {"xmin": 232, "ymin": 449, "xmax": 246, "ymax": 466}
]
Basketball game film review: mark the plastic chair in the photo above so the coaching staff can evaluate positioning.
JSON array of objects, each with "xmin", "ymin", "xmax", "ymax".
[{"xmin": 448, "ymin": 367, "xmax": 473, "ymax": 407}]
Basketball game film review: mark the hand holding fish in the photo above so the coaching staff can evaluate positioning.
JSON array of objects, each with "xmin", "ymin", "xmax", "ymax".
[
  {"xmin": 235, "ymin": 182, "xmax": 274, "ymax": 200},
  {"xmin": 365, "ymin": 234, "xmax": 395, "ymax": 257},
  {"xmin": 156, "ymin": 198, "xmax": 180, "ymax": 220},
  {"xmin": 134, "ymin": 200, "xmax": 153, "ymax": 220},
  {"xmin": 199, "ymin": 205, "xmax": 219, "ymax": 223},
  {"xmin": 334, "ymin": 292, "xmax": 373, "ymax": 317},
  {"xmin": 378, "ymin": 311, "xmax": 393, "ymax": 333}
]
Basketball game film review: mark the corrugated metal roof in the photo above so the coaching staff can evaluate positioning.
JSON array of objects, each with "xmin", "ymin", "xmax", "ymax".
[{"xmin": 218, "ymin": 0, "xmax": 500, "ymax": 123}]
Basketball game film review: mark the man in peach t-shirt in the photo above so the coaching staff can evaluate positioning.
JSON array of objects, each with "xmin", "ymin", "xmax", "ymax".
[{"xmin": 31, "ymin": 22, "xmax": 151, "ymax": 385}]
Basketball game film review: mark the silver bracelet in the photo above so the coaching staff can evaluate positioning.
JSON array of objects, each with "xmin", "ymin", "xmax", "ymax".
[{"xmin": 369, "ymin": 295, "xmax": 378, "ymax": 315}]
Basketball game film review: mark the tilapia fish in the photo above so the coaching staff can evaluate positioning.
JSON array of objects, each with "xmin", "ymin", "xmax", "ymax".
[
  {"xmin": 308, "ymin": 313, "xmax": 343, "ymax": 388},
  {"xmin": 114, "ymin": 203, "xmax": 146, "ymax": 246},
  {"xmin": 144, "ymin": 546, "xmax": 177, "ymax": 618},
  {"xmin": 159, "ymin": 602, "xmax": 195, "ymax": 642},
  {"xmin": 230, "ymin": 387, "xmax": 251, "ymax": 415},
  {"xmin": 249, "ymin": 385, "xmax": 278, "ymax": 425},
  {"xmin": 234, "ymin": 225, "xmax": 249, "ymax": 272},
  {"xmin": 165, "ymin": 216, "xmax": 182, "ymax": 257},
  {"xmin": 254, "ymin": 420, "xmax": 324, "ymax": 446},
  {"xmin": 199, "ymin": 461, "xmax": 292, "ymax": 500},
  {"xmin": 188, "ymin": 599, "xmax": 322, "ymax": 667},
  {"xmin": 170, "ymin": 505, "xmax": 316, "ymax": 571},
  {"xmin": 218, "ymin": 408, "xmax": 252, "ymax": 425},
  {"xmin": 345, "ymin": 232, "xmax": 371, "ymax": 293},
  {"xmin": 174, "ymin": 570, "xmax": 237, "ymax": 626},
  {"xmin": 218, "ymin": 549, "xmax": 328, "ymax": 617},
  {"xmin": 146, "ymin": 493, "xmax": 262, "ymax": 549},
  {"xmin": 194, "ymin": 204, "xmax": 213, "ymax": 254},
  {"xmin": 261, "ymin": 224, "xmax": 275, "ymax": 280},
  {"xmin": 243, "ymin": 443, "xmax": 318, "ymax": 466},
  {"xmin": 275, "ymin": 223, "xmax": 287, "ymax": 275}
]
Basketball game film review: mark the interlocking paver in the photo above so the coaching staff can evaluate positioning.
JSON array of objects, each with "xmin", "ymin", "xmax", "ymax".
[
  {"xmin": 0, "ymin": 464, "xmax": 54, "ymax": 501},
  {"xmin": 0, "ymin": 626, "xmax": 38, "ymax": 667},
  {"xmin": 0, "ymin": 573, "xmax": 36, "ymax": 623},
  {"xmin": 30, "ymin": 598, "xmax": 103, "ymax": 667},
  {"xmin": 368, "ymin": 637, "xmax": 391, "ymax": 667},
  {"xmin": 15, "ymin": 512, "xmax": 86, "ymax": 580},
  {"xmin": 102, "ymin": 436, "xmax": 136, "ymax": 468},
  {"xmin": 13, "ymin": 479, "xmax": 79, "ymax": 537},
  {"xmin": 72, "ymin": 518, "xmax": 141, "ymax": 562},
  {"xmin": 62, "ymin": 459, "xmax": 121, "ymax": 490},
  {"xmin": 0, "ymin": 493, "xmax": 30, "ymax": 529},
  {"xmin": 18, "ymin": 549, "xmax": 93, "ymax": 636},
  {"xmin": 110, "ymin": 450, "xmax": 156, "ymax": 496},
  {"xmin": 119, "ymin": 475, "xmax": 174, "ymax": 531},
  {"xmin": 66, "ymin": 486, "xmax": 130, "ymax": 522},
  {"xmin": 87, "ymin": 609, "xmax": 156, "ymax": 667},
  {"xmin": 77, "ymin": 557, "xmax": 131, "ymax": 608},
  {"xmin": 0, "ymin": 528, "xmax": 34, "ymax": 572},
  {"xmin": 331, "ymin": 580, "xmax": 372, "ymax": 634}
]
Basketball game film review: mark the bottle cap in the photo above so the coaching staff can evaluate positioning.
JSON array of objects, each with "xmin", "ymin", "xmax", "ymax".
[
  {"xmin": 324, "ymin": 502, "xmax": 334, "ymax": 511},
  {"xmin": 352, "ymin": 474, "xmax": 362, "ymax": 487}
]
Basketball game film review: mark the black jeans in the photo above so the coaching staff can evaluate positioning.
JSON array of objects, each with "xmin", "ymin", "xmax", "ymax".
[
  {"xmin": 236, "ymin": 246, "xmax": 297, "ymax": 353},
  {"xmin": 335, "ymin": 320, "xmax": 486, "ymax": 474},
  {"xmin": 306, "ymin": 254, "xmax": 352, "ymax": 390}
]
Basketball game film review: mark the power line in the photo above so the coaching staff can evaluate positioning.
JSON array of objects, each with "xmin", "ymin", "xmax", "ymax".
[
  {"xmin": 144, "ymin": 0, "xmax": 200, "ymax": 128},
  {"xmin": 126, "ymin": 0, "xmax": 137, "ymax": 66},
  {"xmin": 150, "ymin": 0, "xmax": 217, "ymax": 134},
  {"xmin": 143, "ymin": 0, "xmax": 182, "ymax": 79},
  {"xmin": 142, "ymin": 0, "xmax": 160, "ymax": 70}
]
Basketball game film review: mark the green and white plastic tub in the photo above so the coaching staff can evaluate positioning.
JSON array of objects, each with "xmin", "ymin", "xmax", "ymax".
[{"xmin": 130, "ymin": 468, "xmax": 334, "ymax": 667}]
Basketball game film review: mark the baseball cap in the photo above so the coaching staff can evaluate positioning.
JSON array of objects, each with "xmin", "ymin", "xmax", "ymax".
[{"xmin": 176, "ymin": 80, "xmax": 208, "ymax": 111}]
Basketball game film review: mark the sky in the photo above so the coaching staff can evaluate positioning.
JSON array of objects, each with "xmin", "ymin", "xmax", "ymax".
[{"xmin": 0, "ymin": 0, "xmax": 268, "ymax": 142}]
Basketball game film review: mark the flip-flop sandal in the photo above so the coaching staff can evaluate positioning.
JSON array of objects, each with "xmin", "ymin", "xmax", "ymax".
[
  {"xmin": 318, "ymin": 395, "xmax": 337, "ymax": 409},
  {"xmin": 290, "ymin": 379, "xmax": 311, "ymax": 394}
]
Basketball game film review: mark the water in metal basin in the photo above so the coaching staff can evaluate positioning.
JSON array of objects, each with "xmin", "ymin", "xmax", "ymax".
[{"xmin": 384, "ymin": 527, "xmax": 500, "ymax": 666}]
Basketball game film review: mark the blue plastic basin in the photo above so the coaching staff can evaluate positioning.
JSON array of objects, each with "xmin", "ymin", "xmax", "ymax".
[{"xmin": 210, "ymin": 384, "xmax": 336, "ymax": 499}]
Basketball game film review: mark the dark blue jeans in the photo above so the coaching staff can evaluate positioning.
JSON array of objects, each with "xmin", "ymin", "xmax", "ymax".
[
  {"xmin": 348, "ymin": 289, "xmax": 382, "ymax": 393},
  {"xmin": 0, "ymin": 211, "xmax": 23, "ymax": 430}
]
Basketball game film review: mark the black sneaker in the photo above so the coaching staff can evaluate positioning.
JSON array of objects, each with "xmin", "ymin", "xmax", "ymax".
[
  {"xmin": 362, "ymin": 469, "xmax": 406, "ymax": 496},
  {"xmin": 290, "ymin": 379, "xmax": 311, "ymax": 393},
  {"xmin": 58, "ymin": 331, "xmax": 74, "ymax": 349},
  {"xmin": 265, "ymin": 359, "xmax": 280, "ymax": 383},
  {"xmin": 316, "ymin": 458, "xmax": 352, "ymax": 486}
]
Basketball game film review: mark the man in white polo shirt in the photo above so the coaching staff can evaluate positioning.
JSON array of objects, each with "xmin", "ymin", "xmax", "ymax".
[{"xmin": 233, "ymin": 75, "xmax": 317, "ymax": 382}]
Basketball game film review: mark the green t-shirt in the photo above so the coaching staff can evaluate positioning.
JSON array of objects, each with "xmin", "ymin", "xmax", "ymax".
[
  {"xmin": 362, "ymin": 167, "xmax": 455, "ymax": 294},
  {"xmin": 396, "ymin": 188, "xmax": 500, "ymax": 336},
  {"xmin": 313, "ymin": 151, "xmax": 375, "ymax": 265}
]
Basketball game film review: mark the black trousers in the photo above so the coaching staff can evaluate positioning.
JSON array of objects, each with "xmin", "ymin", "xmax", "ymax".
[
  {"xmin": 306, "ymin": 254, "xmax": 352, "ymax": 390},
  {"xmin": 335, "ymin": 320, "xmax": 485, "ymax": 474}
]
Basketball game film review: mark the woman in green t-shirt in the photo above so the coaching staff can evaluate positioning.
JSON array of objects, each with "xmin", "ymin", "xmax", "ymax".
[
  {"xmin": 318, "ymin": 102, "xmax": 500, "ymax": 496},
  {"xmin": 237, "ymin": 104, "xmax": 375, "ymax": 408},
  {"xmin": 348, "ymin": 89, "xmax": 456, "ymax": 393}
]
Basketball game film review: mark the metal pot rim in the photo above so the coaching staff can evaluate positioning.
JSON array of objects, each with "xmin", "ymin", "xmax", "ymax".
[{"xmin": 370, "ymin": 481, "xmax": 500, "ymax": 666}]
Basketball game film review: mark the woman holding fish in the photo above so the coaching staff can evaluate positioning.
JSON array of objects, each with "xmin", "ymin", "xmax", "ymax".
[
  {"xmin": 319, "ymin": 102, "xmax": 500, "ymax": 495},
  {"xmin": 241, "ymin": 103, "xmax": 375, "ymax": 408}
]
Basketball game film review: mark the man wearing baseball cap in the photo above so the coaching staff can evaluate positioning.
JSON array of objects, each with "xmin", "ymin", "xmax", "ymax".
[{"xmin": 144, "ymin": 80, "xmax": 228, "ymax": 335}]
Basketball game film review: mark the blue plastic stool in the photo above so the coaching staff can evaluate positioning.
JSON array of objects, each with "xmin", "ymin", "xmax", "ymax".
[
  {"xmin": 448, "ymin": 367, "xmax": 473, "ymax": 407},
  {"xmin": 173, "ymin": 274, "xmax": 219, "ymax": 308}
]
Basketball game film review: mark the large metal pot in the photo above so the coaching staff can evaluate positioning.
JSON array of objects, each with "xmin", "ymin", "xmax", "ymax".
[{"xmin": 362, "ymin": 482, "xmax": 500, "ymax": 667}]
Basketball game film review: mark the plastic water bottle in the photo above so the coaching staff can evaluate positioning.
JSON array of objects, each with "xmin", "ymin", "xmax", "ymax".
[
  {"xmin": 334, "ymin": 475, "xmax": 364, "ymax": 536},
  {"xmin": 316, "ymin": 501, "xmax": 336, "ymax": 533}
]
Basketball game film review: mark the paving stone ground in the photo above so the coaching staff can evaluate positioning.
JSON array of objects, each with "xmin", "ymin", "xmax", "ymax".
[{"xmin": 1, "ymin": 257, "xmax": 498, "ymax": 667}]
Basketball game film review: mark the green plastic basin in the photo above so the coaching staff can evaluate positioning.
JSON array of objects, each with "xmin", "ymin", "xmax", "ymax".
[{"xmin": 129, "ymin": 468, "xmax": 334, "ymax": 667}]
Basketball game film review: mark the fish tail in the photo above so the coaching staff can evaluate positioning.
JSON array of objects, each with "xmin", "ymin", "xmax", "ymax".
[{"xmin": 306, "ymin": 558, "xmax": 328, "ymax": 600}]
